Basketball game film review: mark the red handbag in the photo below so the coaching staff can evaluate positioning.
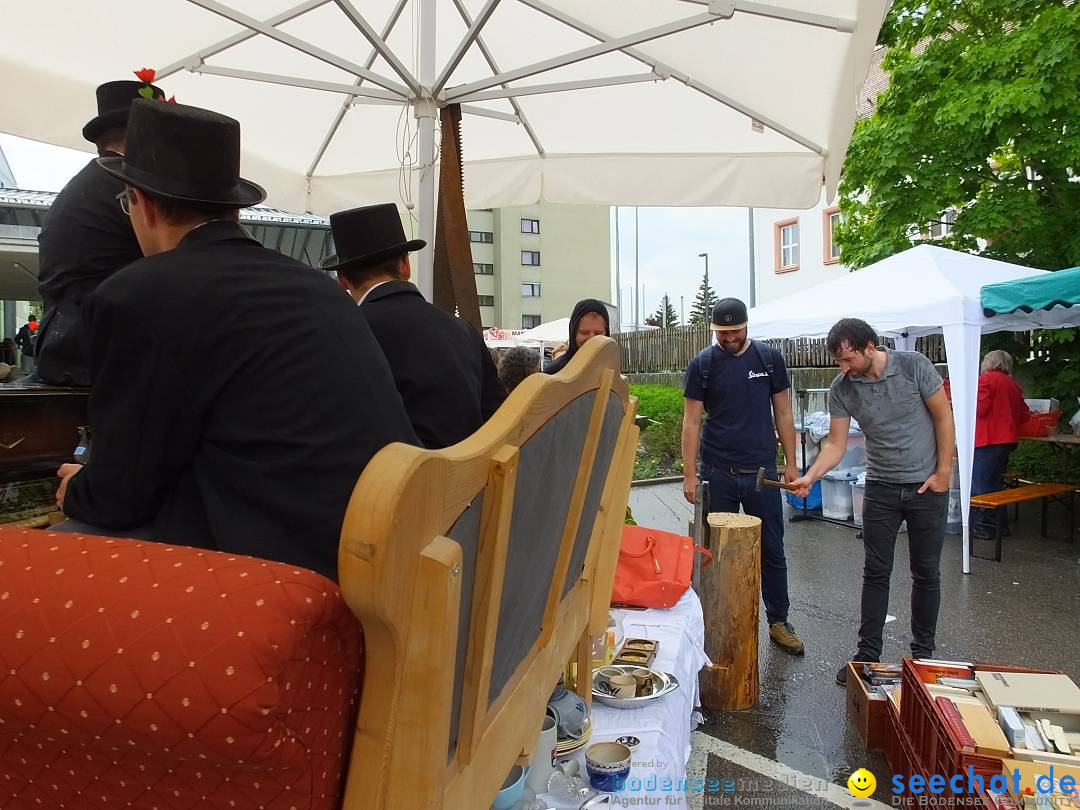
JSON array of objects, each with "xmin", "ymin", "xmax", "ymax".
[{"xmin": 611, "ymin": 525, "xmax": 712, "ymax": 609}]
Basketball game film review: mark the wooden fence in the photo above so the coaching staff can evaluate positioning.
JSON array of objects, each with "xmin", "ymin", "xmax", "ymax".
[{"xmin": 614, "ymin": 326, "xmax": 948, "ymax": 373}]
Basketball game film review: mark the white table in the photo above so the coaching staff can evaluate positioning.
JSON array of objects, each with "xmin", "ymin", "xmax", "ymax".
[{"xmin": 539, "ymin": 588, "xmax": 709, "ymax": 808}]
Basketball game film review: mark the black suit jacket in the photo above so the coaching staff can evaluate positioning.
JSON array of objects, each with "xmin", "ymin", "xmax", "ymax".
[
  {"xmin": 361, "ymin": 280, "xmax": 505, "ymax": 449},
  {"xmin": 63, "ymin": 222, "xmax": 419, "ymax": 581},
  {"xmin": 36, "ymin": 155, "xmax": 143, "ymax": 386}
]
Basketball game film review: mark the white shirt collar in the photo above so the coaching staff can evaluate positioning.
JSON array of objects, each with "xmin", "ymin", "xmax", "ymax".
[{"xmin": 357, "ymin": 279, "xmax": 394, "ymax": 306}]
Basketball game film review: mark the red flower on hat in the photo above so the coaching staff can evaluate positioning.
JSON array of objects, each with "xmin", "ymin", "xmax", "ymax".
[
  {"xmin": 134, "ymin": 68, "xmax": 156, "ymax": 83},
  {"xmin": 167, "ymin": 95, "xmax": 177, "ymax": 103}
]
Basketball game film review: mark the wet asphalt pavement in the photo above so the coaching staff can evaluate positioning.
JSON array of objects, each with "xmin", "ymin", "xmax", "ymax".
[{"xmin": 628, "ymin": 482, "xmax": 1080, "ymax": 805}]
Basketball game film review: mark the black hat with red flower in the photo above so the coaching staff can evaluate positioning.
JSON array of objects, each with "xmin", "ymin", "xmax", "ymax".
[{"xmin": 82, "ymin": 69, "xmax": 173, "ymax": 143}]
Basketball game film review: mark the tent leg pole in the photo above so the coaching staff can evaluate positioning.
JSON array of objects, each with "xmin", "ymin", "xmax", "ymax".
[{"xmin": 416, "ymin": 0, "xmax": 437, "ymax": 301}]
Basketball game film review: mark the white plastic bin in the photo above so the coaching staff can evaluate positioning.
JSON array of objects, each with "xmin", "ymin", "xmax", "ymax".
[
  {"xmin": 822, "ymin": 471, "xmax": 856, "ymax": 520},
  {"xmin": 834, "ymin": 433, "xmax": 866, "ymax": 474},
  {"xmin": 851, "ymin": 481, "xmax": 866, "ymax": 527}
]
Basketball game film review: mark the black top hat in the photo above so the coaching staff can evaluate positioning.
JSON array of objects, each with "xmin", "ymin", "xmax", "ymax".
[
  {"xmin": 83, "ymin": 80, "xmax": 164, "ymax": 144},
  {"xmin": 320, "ymin": 204, "xmax": 426, "ymax": 273},
  {"xmin": 97, "ymin": 98, "xmax": 266, "ymax": 207},
  {"xmin": 710, "ymin": 297, "xmax": 748, "ymax": 331}
]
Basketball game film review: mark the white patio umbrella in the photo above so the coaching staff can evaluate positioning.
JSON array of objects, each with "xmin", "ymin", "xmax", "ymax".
[
  {"xmin": 513, "ymin": 316, "xmax": 570, "ymax": 369},
  {"xmin": 1, "ymin": 0, "xmax": 887, "ymax": 298}
]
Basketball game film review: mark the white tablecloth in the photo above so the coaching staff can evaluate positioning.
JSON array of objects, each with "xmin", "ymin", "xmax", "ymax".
[{"xmin": 539, "ymin": 588, "xmax": 709, "ymax": 808}]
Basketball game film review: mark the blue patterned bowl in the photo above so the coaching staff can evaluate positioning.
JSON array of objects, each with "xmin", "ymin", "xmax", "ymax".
[{"xmin": 586, "ymin": 742, "xmax": 632, "ymax": 791}]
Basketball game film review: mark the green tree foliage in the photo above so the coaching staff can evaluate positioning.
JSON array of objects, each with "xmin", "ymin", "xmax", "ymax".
[
  {"xmin": 838, "ymin": 0, "xmax": 1080, "ymax": 272},
  {"xmin": 688, "ymin": 275, "xmax": 718, "ymax": 327},
  {"xmin": 646, "ymin": 294, "xmax": 680, "ymax": 328},
  {"xmin": 838, "ymin": 0, "xmax": 1080, "ymax": 477}
]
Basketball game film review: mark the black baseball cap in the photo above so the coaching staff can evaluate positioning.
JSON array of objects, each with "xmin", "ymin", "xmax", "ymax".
[{"xmin": 710, "ymin": 298, "xmax": 748, "ymax": 332}]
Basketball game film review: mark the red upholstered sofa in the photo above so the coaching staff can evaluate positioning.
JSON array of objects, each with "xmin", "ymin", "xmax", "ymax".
[{"xmin": 0, "ymin": 526, "xmax": 362, "ymax": 810}]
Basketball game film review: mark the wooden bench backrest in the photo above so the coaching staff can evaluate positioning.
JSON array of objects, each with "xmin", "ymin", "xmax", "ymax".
[{"xmin": 337, "ymin": 338, "xmax": 637, "ymax": 810}]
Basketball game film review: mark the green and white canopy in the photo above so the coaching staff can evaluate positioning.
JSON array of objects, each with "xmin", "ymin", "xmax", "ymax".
[{"xmin": 980, "ymin": 266, "xmax": 1080, "ymax": 329}]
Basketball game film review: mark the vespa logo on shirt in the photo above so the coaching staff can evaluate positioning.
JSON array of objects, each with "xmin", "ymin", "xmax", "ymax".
[{"xmin": 747, "ymin": 371, "xmax": 769, "ymax": 380}]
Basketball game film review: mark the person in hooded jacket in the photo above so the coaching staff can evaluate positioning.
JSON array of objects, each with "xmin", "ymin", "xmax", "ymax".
[{"xmin": 543, "ymin": 299, "xmax": 610, "ymax": 374}]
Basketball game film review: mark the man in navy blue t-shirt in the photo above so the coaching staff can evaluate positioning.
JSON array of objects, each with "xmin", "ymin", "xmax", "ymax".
[{"xmin": 681, "ymin": 298, "xmax": 804, "ymax": 655}]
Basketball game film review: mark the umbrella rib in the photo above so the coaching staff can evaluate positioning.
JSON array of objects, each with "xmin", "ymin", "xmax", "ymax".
[
  {"xmin": 460, "ymin": 105, "xmax": 520, "ymax": 123},
  {"xmin": 517, "ymin": 0, "xmax": 826, "ymax": 157},
  {"xmin": 184, "ymin": 0, "xmax": 411, "ymax": 98},
  {"xmin": 192, "ymin": 64, "xmax": 404, "ymax": 102},
  {"xmin": 448, "ymin": 0, "xmax": 545, "ymax": 156},
  {"xmin": 157, "ymin": 0, "xmax": 331, "ymax": 79},
  {"xmin": 331, "ymin": 0, "xmax": 422, "ymax": 97},
  {"xmin": 306, "ymin": 0, "xmax": 409, "ymax": 179},
  {"xmin": 452, "ymin": 73, "xmax": 663, "ymax": 104},
  {"xmin": 674, "ymin": 0, "xmax": 855, "ymax": 32},
  {"xmin": 443, "ymin": 10, "xmax": 722, "ymax": 100},
  {"xmin": 433, "ymin": 0, "xmax": 503, "ymax": 96}
]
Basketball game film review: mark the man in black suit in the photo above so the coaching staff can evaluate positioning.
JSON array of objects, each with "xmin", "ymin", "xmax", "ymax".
[
  {"xmin": 35, "ymin": 79, "xmax": 166, "ymax": 386},
  {"xmin": 323, "ymin": 204, "xmax": 505, "ymax": 449},
  {"xmin": 54, "ymin": 99, "xmax": 418, "ymax": 581}
]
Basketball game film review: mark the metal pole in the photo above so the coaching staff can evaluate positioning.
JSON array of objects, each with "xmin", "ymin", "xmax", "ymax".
[
  {"xmin": 680, "ymin": 295, "xmax": 685, "ymax": 326},
  {"xmin": 614, "ymin": 207, "xmax": 621, "ymax": 330},
  {"xmin": 634, "ymin": 206, "xmax": 640, "ymax": 330},
  {"xmin": 748, "ymin": 207, "xmax": 756, "ymax": 307},
  {"xmin": 415, "ymin": 0, "xmax": 437, "ymax": 300}
]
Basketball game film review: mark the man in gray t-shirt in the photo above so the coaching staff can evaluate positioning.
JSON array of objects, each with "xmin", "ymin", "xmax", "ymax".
[{"xmin": 791, "ymin": 319, "xmax": 955, "ymax": 686}]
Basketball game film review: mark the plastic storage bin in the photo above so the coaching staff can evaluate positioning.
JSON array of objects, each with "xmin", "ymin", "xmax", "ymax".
[
  {"xmin": 850, "ymin": 481, "xmax": 865, "ymax": 527},
  {"xmin": 785, "ymin": 481, "xmax": 821, "ymax": 511},
  {"xmin": 945, "ymin": 488, "xmax": 962, "ymax": 535},
  {"xmin": 834, "ymin": 433, "xmax": 866, "ymax": 474},
  {"xmin": 822, "ymin": 471, "xmax": 856, "ymax": 520}
]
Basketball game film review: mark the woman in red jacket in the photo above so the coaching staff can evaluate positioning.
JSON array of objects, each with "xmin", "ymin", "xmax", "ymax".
[{"xmin": 972, "ymin": 350, "xmax": 1030, "ymax": 538}]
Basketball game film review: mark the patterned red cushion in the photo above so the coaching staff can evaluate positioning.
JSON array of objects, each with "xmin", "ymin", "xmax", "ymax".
[{"xmin": 0, "ymin": 527, "xmax": 363, "ymax": 809}]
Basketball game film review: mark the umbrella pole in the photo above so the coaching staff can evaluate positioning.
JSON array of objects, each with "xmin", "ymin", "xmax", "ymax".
[{"xmin": 415, "ymin": 0, "xmax": 437, "ymax": 300}]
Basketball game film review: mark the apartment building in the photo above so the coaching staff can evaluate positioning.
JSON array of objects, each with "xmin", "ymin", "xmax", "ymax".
[{"xmin": 466, "ymin": 203, "xmax": 611, "ymax": 329}]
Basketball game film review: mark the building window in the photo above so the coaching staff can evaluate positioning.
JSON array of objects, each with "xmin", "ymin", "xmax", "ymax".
[
  {"xmin": 473, "ymin": 263, "xmax": 494, "ymax": 275},
  {"xmin": 774, "ymin": 218, "xmax": 799, "ymax": 273},
  {"xmin": 928, "ymin": 208, "xmax": 956, "ymax": 239},
  {"xmin": 522, "ymin": 283, "xmax": 541, "ymax": 297},
  {"xmin": 477, "ymin": 295, "xmax": 495, "ymax": 306},
  {"xmin": 522, "ymin": 314, "xmax": 542, "ymax": 329},
  {"xmin": 469, "ymin": 230, "xmax": 494, "ymax": 243},
  {"xmin": 823, "ymin": 207, "xmax": 841, "ymax": 265},
  {"xmin": 521, "ymin": 250, "xmax": 541, "ymax": 266},
  {"xmin": 521, "ymin": 218, "xmax": 540, "ymax": 234}
]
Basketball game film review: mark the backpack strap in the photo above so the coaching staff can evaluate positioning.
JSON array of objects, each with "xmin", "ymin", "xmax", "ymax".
[
  {"xmin": 750, "ymin": 340, "xmax": 782, "ymax": 392},
  {"xmin": 696, "ymin": 345, "xmax": 719, "ymax": 413}
]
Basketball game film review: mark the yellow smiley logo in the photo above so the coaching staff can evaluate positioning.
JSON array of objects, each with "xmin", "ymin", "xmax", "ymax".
[{"xmin": 848, "ymin": 768, "xmax": 876, "ymax": 798}]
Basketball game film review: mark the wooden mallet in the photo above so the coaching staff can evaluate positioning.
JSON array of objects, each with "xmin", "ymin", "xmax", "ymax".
[{"xmin": 755, "ymin": 466, "xmax": 798, "ymax": 493}]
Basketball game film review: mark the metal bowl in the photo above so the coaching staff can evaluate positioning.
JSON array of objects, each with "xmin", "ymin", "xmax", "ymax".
[{"xmin": 591, "ymin": 665, "xmax": 679, "ymax": 709}]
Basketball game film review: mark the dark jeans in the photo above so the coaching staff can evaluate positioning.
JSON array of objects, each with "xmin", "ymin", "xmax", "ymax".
[
  {"xmin": 971, "ymin": 443, "xmax": 1015, "ymax": 529},
  {"xmin": 701, "ymin": 464, "xmax": 789, "ymax": 626},
  {"xmin": 859, "ymin": 481, "xmax": 948, "ymax": 661}
]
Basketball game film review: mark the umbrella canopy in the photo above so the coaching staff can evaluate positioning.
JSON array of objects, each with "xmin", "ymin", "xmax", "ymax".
[
  {"xmin": 980, "ymin": 265, "xmax": 1080, "ymax": 330},
  {"xmin": 747, "ymin": 244, "xmax": 1049, "ymax": 341},
  {"xmin": 1, "ymin": 0, "xmax": 887, "ymax": 297},
  {"xmin": 514, "ymin": 317, "xmax": 570, "ymax": 345}
]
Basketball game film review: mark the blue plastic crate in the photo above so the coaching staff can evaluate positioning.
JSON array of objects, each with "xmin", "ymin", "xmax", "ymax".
[{"xmin": 785, "ymin": 480, "xmax": 822, "ymax": 511}]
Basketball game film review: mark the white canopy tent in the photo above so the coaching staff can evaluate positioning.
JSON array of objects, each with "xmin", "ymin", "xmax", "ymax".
[
  {"xmin": 746, "ymin": 244, "xmax": 1051, "ymax": 574},
  {"xmin": 1, "ymin": 0, "xmax": 887, "ymax": 297}
]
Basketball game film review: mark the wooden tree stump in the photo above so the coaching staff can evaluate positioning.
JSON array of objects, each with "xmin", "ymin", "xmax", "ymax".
[{"xmin": 698, "ymin": 512, "xmax": 760, "ymax": 711}]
